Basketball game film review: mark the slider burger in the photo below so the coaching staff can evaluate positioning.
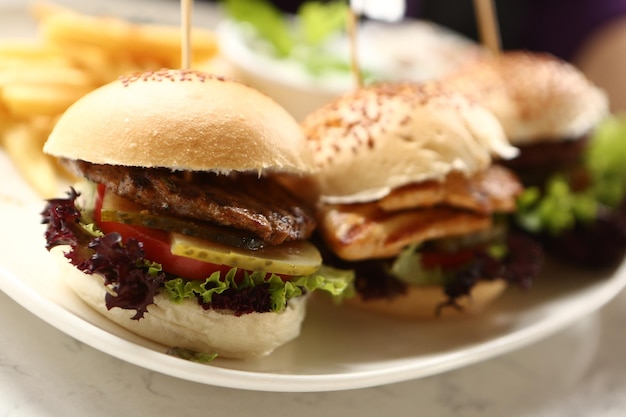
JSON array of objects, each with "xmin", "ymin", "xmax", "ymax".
[
  {"xmin": 443, "ymin": 51, "xmax": 608, "ymax": 185},
  {"xmin": 301, "ymin": 82, "xmax": 543, "ymax": 319},
  {"xmin": 444, "ymin": 52, "xmax": 624, "ymax": 267},
  {"xmin": 40, "ymin": 69, "xmax": 352, "ymax": 359}
]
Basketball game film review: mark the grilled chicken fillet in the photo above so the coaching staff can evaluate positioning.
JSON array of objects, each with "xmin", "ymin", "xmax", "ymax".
[{"xmin": 317, "ymin": 165, "xmax": 522, "ymax": 260}]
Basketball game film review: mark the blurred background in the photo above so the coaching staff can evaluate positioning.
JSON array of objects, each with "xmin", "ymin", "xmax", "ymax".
[
  {"xmin": 202, "ymin": 0, "xmax": 626, "ymax": 118},
  {"xmin": 1, "ymin": 0, "xmax": 625, "ymax": 198}
]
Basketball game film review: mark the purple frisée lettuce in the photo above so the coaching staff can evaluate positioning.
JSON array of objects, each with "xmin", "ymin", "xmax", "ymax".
[{"xmin": 41, "ymin": 188, "xmax": 166, "ymax": 319}]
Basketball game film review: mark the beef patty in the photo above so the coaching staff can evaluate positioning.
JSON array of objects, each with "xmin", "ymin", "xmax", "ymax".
[
  {"xmin": 501, "ymin": 135, "xmax": 589, "ymax": 186},
  {"xmin": 66, "ymin": 160, "xmax": 316, "ymax": 245}
]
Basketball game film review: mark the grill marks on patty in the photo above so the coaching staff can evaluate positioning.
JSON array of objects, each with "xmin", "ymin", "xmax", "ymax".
[{"xmin": 67, "ymin": 160, "xmax": 316, "ymax": 245}]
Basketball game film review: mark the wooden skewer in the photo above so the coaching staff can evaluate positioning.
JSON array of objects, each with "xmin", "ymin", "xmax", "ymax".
[
  {"xmin": 473, "ymin": 0, "xmax": 501, "ymax": 55},
  {"xmin": 346, "ymin": 7, "xmax": 363, "ymax": 88},
  {"xmin": 181, "ymin": 1, "xmax": 192, "ymax": 182},
  {"xmin": 181, "ymin": 0, "xmax": 193, "ymax": 69}
]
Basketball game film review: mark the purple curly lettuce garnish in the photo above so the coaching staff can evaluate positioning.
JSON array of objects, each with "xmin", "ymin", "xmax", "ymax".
[
  {"xmin": 201, "ymin": 285, "xmax": 272, "ymax": 316},
  {"xmin": 500, "ymin": 232, "xmax": 544, "ymax": 289},
  {"xmin": 41, "ymin": 188, "xmax": 87, "ymax": 249},
  {"xmin": 438, "ymin": 233, "xmax": 542, "ymax": 314},
  {"xmin": 87, "ymin": 234, "xmax": 165, "ymax": 319},
  {"xmin": 539, "ymin": 205, "xmax": 626, "ymax": 269},
  {"xmin": 41, "ymin": 188, "xmax": 166, "ymax": 319}
]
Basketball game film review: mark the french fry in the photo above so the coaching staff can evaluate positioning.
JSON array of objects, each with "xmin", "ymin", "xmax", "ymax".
[
  {"xmin": 0, "ymin": 100, "xmax": 12, "ymax": 130},
  {"xmin": 36, "ymin": 6, "xmax": 217, "ymax": 70},
  {"xmin": 2, "ymin": 82, "xmax": 94, "ymax": 117},
  {"xmin": 0, "ymin": 51, "xmax": 72, "ymax": 71},
  {"xmin": 1, "ymin": 121, "xmax": 58, "ymax": 198},
  {"xmin": 0, "ymin": 3, "xmax": 220, "ymax": 197},
  {"xmin": 0, "ymin": 65, "xmax": 95, "ymax": 87},
  {"xmin": 0, "ymin": 41, "xmax": 62, "ymax": 61},
  {"xmin": 47, "ymin": 42, "xmax": 120, "ymax": 84},
  {"xmin": 39, "ymin": 12, "xmax": 134, "ymax": 54}
]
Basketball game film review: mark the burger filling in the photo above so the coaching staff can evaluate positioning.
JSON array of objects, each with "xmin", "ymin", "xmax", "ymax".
[
  {"xmin": 513, "ymin": 115, "xmax": 626, "ymax": 267},
  {"xmin": 316, "ymin": 165, "xmax": 543, "ymax": 313},
  {"xmin": 501, "ymin": 134, "xmax": 589, "ymax": 187},
  {"xmin": 42, "ymin": 162, "xmax": 353, "ymax": 319},
  {"xmin": 323, "ymin": 227, "xmax": 541, "ymax": 314}
]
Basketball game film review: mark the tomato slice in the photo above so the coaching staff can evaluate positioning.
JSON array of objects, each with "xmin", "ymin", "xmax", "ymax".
[
  {"xmin": 93, "ymin": 184, "xmax": 235, "ymax": 280},
  {"xmin": 420, "ymin": 249, "xmax": 475, "ymax": 270}
]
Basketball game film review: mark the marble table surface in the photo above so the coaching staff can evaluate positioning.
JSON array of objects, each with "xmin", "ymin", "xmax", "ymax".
[
  {"xmin": 2, "ymin": 286, "xmax": 626, "ymax": 417},
  {"xmin": 2, "ymin": 0, "xmax": 626, "ymax": 415}
]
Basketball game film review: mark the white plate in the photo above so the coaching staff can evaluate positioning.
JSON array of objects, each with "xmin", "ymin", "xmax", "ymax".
[
  {"xmin": 2, "ymin": 0, "xmax": 626, "ymax": 393},
  {"xmin": 2, "ymin": 146, "xmax": 626, "ymax": 392}
]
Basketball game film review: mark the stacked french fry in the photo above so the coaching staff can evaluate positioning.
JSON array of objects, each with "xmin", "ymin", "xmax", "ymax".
[{"xmin": 0, "ymin": 3, "xmax": 219, "ymax": 197}]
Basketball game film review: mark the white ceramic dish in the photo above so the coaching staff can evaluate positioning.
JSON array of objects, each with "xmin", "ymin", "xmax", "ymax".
[
  {"xmin": 216, "ymin": 18, "xmax": 485, "ymax": 121},
  {"xmin": 2, "ymin": 150, "xmax": 626, "ymax": 392},
  {"xmin": 2, "ymin": 0, "xmax": 626, "ymax": 393}
]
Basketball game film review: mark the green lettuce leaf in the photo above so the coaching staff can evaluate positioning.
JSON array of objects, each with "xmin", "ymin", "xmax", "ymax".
[
  {"xmin": 586, "ymin": 114, "xmax": 626, "ymax": 207},
  {"xmin": 291, "ymin": 265, "xmax": 355, "ymax": 298},
  {"xmin": 298, "ymin": 1, "xmax": 348, "ymax": 46},
  {"xmin": 166, "ymin": 347, "xmax": 218, "ymax": 363},
  {"xmin": 163, "ymin": 265, "xmax": 354, "ymax": 313},
  {"xmin": 222, "ymin": 0, "xmax": 357, "ymax": 77},
  {"xmin": 222, "ymin": 0, "xmax": 293, "ymax": 56},
  {"xmin": 515, "ymin": 114, "xmax": 626, "ymax": 235},
  {"xmin": 515, "ymin": 175, "xmax": 598, "ymax": 235},
  {"xmin": 389, "ymin": 243, "xmax": 447, "ymax": 286}
]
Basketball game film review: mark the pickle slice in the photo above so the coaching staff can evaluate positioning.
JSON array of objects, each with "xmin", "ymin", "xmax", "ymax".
[
  {"xmin": 170, "ymin": 232, "xmax": 322, "ymax": 276},
  {"xmin": 99, "ymin": 188, "xmax": 263, "ymax": 250}
]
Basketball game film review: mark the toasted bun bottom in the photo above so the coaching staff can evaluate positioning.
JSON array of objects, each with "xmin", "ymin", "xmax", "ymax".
[
  {"xmin": 54, "ymin": 250, "xmax": 307, "ymax": 358},
  {"xmin": 345, "ymin": 279, "xmax": 507, "ymax": 320}
]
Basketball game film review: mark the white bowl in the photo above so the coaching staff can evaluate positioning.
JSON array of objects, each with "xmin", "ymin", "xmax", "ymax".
[{"xmin": 216, "ymin": 18, "xmax": 485, "ymax": 122}]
